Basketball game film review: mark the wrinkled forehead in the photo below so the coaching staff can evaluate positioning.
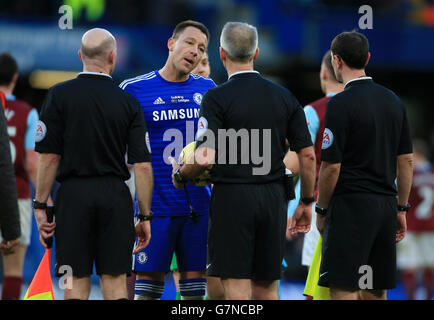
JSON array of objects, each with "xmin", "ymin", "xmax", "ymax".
[{"xmin": 176, "ymin": 26, "xmax": 208, "ymax": 47}]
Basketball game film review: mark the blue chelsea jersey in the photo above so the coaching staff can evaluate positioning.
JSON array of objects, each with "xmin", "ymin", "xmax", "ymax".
[{"xmin": 120, "ymin": 70, "xmax": 216, "ymax": 217}]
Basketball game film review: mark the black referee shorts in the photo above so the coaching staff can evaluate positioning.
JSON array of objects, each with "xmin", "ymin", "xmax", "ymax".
[
  {"xmin": 318, "ymin": 193, "xmax": 398, "ymax": 290},
  {"xmin": 54, "ymin": 176, "xmax": 135, "ymax": 277},
  {"xmin": 207, "ymin": 182, "xmax": 287, "ymax": 281}
]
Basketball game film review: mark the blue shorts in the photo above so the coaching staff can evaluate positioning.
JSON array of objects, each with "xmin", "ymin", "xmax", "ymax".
[{"xmin": 132, "ymin": 215, "xmax": 208, "ymax": 273}]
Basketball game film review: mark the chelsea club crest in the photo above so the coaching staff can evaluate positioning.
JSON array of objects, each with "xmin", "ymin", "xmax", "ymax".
[
  {"xmin": 137, "ymin": 252, "xmax": 148, "ymax": 264},
  {"xmin": 193, "ymin": 93, "xmax": 203, "ymax": 105}
]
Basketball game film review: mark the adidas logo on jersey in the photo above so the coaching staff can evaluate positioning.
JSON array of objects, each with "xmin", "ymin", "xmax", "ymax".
[{"xmin": 153, "ymin": 97, "xmax": 165, "ymax": 105}]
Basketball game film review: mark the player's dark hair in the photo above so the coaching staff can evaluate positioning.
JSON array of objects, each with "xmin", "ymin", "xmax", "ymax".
[
  {"xmin": 331, "ymin": 31, "xmax": 369, "ymax": 70},
  {"xmin": 0, "ymin": 52, "xmax": 18, "ymax": 86},
  {"xmin": 322, "ymin": 50, "xmax": 338, "ymax": 82},
  {"xmin": 172, "ymin": 20, "xmax": 210, "ymax": 43}
]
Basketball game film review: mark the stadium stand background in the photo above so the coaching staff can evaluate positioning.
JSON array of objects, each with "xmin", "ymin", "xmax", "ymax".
[{"xmin": 0, "ymin": 0, "xmax": 433, "ymax": 299}]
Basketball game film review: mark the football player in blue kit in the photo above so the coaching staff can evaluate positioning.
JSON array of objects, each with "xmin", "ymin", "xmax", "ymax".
[{"xmin": 120, "ymin": 20, "xmax": 215, "ymax": 300}]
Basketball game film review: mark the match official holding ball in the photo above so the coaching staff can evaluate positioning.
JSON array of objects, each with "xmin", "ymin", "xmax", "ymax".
[
  {"xmin": 33, "ymin": 28, "xmax": 153, "ymax": 300},
  {"xmin": 315, "ymin": 31, "xmax": 413, "ymax": 300},
  {"xmin": 172, "ymin": 22, "xmax": 316, "ymax": 300}
]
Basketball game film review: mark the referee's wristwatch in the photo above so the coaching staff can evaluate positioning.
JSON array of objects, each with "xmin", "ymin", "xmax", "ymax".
[
  {"xmin": 397, "ymin": 203, "xmax": 411, "ymax": 213},
  {"xmin": 174, "ymin": 168, "xmax": 187, "ymax": 184},
  {"xmin": 137, "ymin": 212, "xmax": 154, "ymax": 222},
  {"xmin": 315, "ymin": 203, "xmax": 327, "ymax": 216},
  {"xmin": 32, "ymin": 199, "xmax": 47, "ymax": 210},
  {"xmin": 300, "ymin": 196, "xmax": 315, "ymax": 205}
]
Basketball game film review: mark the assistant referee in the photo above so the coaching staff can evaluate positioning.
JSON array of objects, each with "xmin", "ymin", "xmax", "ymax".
[
  {"xmin": 33, "ymin": 28, "xmax": 153, "ymax": 300},
  {"xmin": 173, "ymin": 22, "xmax": 316, "ymax": 300},
  {"xmin": 315, "ymin": 31, "xmax": 413, "ymax": 300}
]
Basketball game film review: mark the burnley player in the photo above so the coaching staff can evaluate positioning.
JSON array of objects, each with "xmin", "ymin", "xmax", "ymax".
[
  {"xmin": 120, "ymin": 20, "xmax": 215, "ymax": 300},
  {"xmin": 397, "ymin": 139, "xmax": 434, "ymax": 300},
  {"xmin": 285, "ymin": 50, "xmax": 344, "ymax": 272},
  {"xmin": 0, "ymin": 52, "xmax": 39, "ymax": 300}
]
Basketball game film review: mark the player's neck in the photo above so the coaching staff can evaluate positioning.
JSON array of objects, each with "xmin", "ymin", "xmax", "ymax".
[
  {"xmin": 225, "ymin": 62, "xmax": 254, "ymax": 79},
  {"xmin": 326, "ymin": 82, "xmax": 344, "ymax": 95},
  {"xmin": 342, "ymin": 69, "xmax": 367, "ymax": 86},
  {"xmin": 159, "ymin": 63, "xmax": 189, "ymax": 82},
  {"xmin": 0, "ymin": 85, "xmax": 14, "ymax": 96},
  {"xmin": 82, "ymin": 64, "xmax": 111, "ymax": 76}
]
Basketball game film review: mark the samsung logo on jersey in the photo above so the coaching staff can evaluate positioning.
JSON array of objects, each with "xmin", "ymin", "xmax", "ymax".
[{"xmin": 152, "ymin": 108, "xmax": 200, "ymax": 121}]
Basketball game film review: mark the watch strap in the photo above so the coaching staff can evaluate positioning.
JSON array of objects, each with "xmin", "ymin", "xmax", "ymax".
[
  {"xmin": 174, "ymin": 168, "xmax": 187, "ymax": 184},
  {"xmin": 32, "ymin": 199, "xmax": 47, "ymax": 210},
  {"xmin": 397, "ymin": 204, "xmax": 411, "ymax": 212},
  {"xmin": 315, "ymin": 203, "xmax": 327, "ymax": 216},
  {"xmin": 138, "ymin": 212, "xmax": 154, "ymax": 222},
  {"xmin": 300, "ymin": 197, "xmax": 315, "ymax": 205}
]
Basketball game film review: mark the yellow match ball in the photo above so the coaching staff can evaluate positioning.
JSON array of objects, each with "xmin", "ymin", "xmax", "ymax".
[{"xmin": 180, "ymin": 142, "xmax": 212, "ymax": 187}]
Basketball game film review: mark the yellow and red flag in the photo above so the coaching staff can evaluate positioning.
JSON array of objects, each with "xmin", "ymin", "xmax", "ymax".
[{"xmin": 23, "ymin": 249, "xmax": 54, "ymax": 300}]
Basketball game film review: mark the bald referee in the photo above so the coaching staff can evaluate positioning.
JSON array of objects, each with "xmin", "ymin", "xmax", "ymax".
[
  {"xmin": 34, "ymin": 28, "xmax": 153, "ymax": 300},
  {"xmin": 315, "ymin": 31, "xmax": 413, "ymax": 300}
]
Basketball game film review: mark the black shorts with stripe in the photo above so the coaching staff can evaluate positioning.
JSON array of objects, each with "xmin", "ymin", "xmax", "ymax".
[
  {"xmin": 207, "ymin": 182, "xmax": 287, "ymax": 281},
  {"xmin": 318, "ymin": 193, "xmax": 398, "ymax": 290},
  {"xmin": 54, "ymin": 176, "xmax": 135, "ymax": 277}
]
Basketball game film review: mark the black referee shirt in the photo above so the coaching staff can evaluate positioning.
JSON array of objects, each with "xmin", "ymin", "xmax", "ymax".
[
  {"xmin": 35, "ymin": 72, "xmax": 151, "ymax": 182},
  {"xmin": 321, "ymin": 77, "xmax": 412, "ymax": 196},
  {"xmin": 196, "ymin": 71, "xmax": 312, "ymax": 184}
]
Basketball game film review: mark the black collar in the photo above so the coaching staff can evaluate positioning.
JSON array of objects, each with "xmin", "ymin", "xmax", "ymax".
[{"xmin": 77, "ymin": 72, "xmax": 113, "ymax": 80}]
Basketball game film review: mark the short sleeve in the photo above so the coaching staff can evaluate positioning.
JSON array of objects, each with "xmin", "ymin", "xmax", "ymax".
[
  {"xmin": 286, "ymin": 96, "xmax": 313, "ymax": 152},
  {"xmin": 195, "ymin": 90, "xmax": 222, "ymax": 149},
  {"xmin": 25, "ymin": 108, "xmax": 39, "ymax": 150},
  {"xmin": 304, "ymin": 105, "xmax": 320, "ymax": 144},
  {"xmin": 35, "ymin": 87, "xmax": 64, "ymax": 154},
  {"xmin": 127, "ymin": 99, "xmax": 151, "ymax": 164},
  {"xmin": 320, "ymin": 98, "xmax": 347, "ymax": 163},
  {"xmin": 397, "ymin": 107, "xmax": 413, "ymax": 155}
]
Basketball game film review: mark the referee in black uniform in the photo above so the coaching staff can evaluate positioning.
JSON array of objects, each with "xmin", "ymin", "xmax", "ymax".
[
  {"xmin": 172, "ymin": 22, "xmax": 316, "ymax": 300},
  {"xmin": 33, "ymin": 28, "xmax": 153, "ymax": 300},
  {"xmin": 316, "ymin": 31, "xmax": 413, "ymax": 300}
]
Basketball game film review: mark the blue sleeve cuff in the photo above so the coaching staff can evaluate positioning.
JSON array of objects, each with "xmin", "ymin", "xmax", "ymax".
[
  {"xmin": 25, "ymin": 109, "xmax": 39, "ymax": 150},
  {"xmin": 304, "ymin": 105, "xmax": 320, "ymax": 144}
]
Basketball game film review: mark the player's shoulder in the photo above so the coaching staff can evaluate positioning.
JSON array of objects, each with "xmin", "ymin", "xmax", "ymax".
[
  {"xmin": 6, "ymin": 97, "xmax": 33, "ymax": 113},
  {"xmin": 307, "ymin": 95, "xmax": 330, "ymax": 109},
  {"xmin": 119, "ymin": 71, "xmax": 158, "ymax": 90},
  {"xmin": 190, "ymin": 73, "xmax": 217, "ymax": 88}
]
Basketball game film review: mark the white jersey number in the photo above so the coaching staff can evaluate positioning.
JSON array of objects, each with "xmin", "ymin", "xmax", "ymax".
[
  {"xmin": 7, "ymin": 126, "xmax": 17, "ymax": 164},
  {"xmin": 415, "ymin": 186, "xmax": 434, "ymax": 220}
]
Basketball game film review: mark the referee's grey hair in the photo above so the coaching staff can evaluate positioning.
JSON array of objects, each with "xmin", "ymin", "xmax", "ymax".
[{"xmin": 220, "ymin": 22, "xmax": 258, "ymax": 63}]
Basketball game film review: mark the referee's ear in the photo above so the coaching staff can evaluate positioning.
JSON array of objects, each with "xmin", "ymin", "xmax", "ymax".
[
  {"xmin": 219, "ymin": 47, "xmax": 226, "ymax": 64},
  {"xmin": 252, "ymin": 48, "xmax": 259, "ymax": 61},
  {"xmin": 364, "ymin": 52, "xmax": 371, "ymax": 68}
]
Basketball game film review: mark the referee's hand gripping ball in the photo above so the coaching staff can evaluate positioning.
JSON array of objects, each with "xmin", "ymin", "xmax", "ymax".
[
  {"xmin": 169, "ymin": 141, "xmax": 212, "ymax": 189},
  {"xmin": 169, "ymin": 156, "xmax": 186, "ymax": 190}
]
